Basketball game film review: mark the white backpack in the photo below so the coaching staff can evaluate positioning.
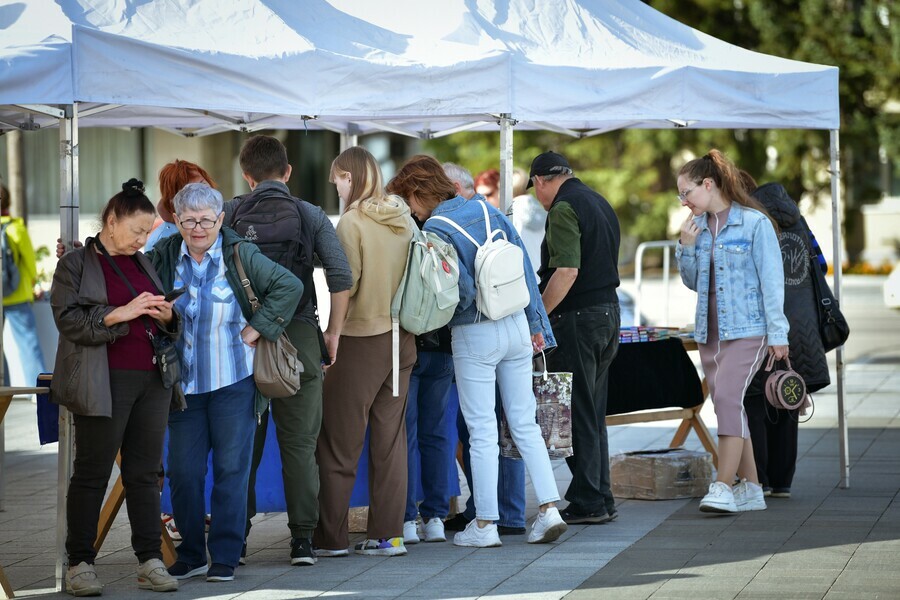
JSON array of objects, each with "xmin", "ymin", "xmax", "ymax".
[{"xmin": 432, "ymin": 200, "xmax": 530, "ymax": 321}]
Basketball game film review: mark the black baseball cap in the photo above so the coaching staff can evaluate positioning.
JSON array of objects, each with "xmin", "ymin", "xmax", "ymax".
[{"xmin": 526, "ymin": 151, "xmax": 571, "ymax": 189}]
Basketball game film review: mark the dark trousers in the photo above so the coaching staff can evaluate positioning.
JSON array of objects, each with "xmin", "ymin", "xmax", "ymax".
[
  {"xmin": 247, "ymin": 320, "xmax": 324, "ymax": 540},
  {"xmin": 67, "ymin": 370, "xmax": 169, "ymax": 564},
  {"xmin": 547, "ymin": 303, "xmax": 620, "ymax": 515},
  {"xmin": 744, "ymin": 393, "xmax": 799, "ymax": 489}
]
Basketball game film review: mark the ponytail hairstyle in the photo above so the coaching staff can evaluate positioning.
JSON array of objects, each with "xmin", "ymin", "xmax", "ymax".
[
  {"xmin": 100, "ymin": 178, "xmax": 155, "ymax": 228},
  {"xmin": 330, "ymin": 146, "xmax": 388, "ymax": 211},
  {"xmin": 679, "ymin": 149, "xmax": 777, "ymax": 232}
]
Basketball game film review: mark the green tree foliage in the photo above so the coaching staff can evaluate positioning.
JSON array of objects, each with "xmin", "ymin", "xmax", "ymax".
[{"xmin": 424, "ymin": 0, "xmax": 898, "ymax": 262}]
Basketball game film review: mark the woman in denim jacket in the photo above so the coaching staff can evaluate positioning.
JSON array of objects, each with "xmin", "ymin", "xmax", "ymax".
[
  {"xmin": 389, "ymin": 155, "xmax": 566, "ymax": 548},
  {"xmin": 675, "ymin": 150, "xmax": 789, "ymax": 515}
]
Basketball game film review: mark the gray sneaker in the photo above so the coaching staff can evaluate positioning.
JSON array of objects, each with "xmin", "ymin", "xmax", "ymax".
[
  {"xmin": 66, "ymin": 562, "xmax": 103, "ymax": 597},
  {"xmin": 137, "ymin": 558, "xmax": 178, "ymax": 592}
]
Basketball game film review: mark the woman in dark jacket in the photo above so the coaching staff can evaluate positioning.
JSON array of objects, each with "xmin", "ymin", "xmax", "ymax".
[
  {"xmin": 743, "ymin": 181, "xmax": 831, "ymax": 498},
  {"xmin": 51, "ymin": 179, "xmax": 181, "ymax": 596}
]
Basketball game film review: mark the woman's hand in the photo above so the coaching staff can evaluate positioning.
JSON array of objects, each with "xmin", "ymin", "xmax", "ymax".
[
  {"xmin": 241, "ymin": 325, "xmax": 262, "ymax": 348},
  {"xmin": 103, "ymin": 292, "xmax": 168, "ymax": 326},
  {"xmin": 323, "ymin": 331, "xmax": 340, "ymax": 368},
  {"xmin": 768, "ymin": 344, "xmax": 789, "ymax": 361},
  {"xmin": 680, "ymin": 212, "xmax": 700, "ymax": 246},
  {"xmin": 154, "ymin": 301, "xmax": 175, "ymax": 326},
  {"xmin": 531, "ymin": 332, "xmax": 545, "ymax": 353},
  {"xmin": 56, "ymin": 237, "xmax": 83, "ymax": 258}
]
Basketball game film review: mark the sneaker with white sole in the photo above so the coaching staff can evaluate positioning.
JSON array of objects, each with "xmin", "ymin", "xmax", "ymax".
[
  {"xmin": 137, "ymin": 558, "xmax": 178, "ymax": 592},
  {"xmin": 354, "ymin": 537, "xmax": 407, "ymax": 556},
  {"xmin": 699, "ymin": 481, "xmax": 738, "ymax": 513},
  {"xmin": 528, "ymin": 507, "xmax": 568, "ymax": 544},
  {"xmin": 733, "ymin": 480, "xmax": 767, "ymax": 512},
  {"xmin": 166, "ymin": 561, "xmax": 208, "ymax": 580},
  {"xmin": 66, "ymin": 562, "xmax": 103, "ymax": 597},
  {"xmin": 314, "ymin": 547, "xmax": 349, "ymax": 558},
  {"xmin": 423, "ymin": 517, "xmax": 446, "ymax": 542},
  {"xmin": 453, "ymin": 520, "xmax": 501, "ymax": 548},
  {"xmin": 403, "ymin": 520, "xmax": 420, "ymax": 544},
  {"xmin": 161, "ymin": 513, "xmax": 181, "ymax": 541}
]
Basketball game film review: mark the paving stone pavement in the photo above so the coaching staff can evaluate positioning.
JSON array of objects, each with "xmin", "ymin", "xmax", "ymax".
[{"xmin": 2, "ymin": 360, "xmax": 897, "ymax": 599}]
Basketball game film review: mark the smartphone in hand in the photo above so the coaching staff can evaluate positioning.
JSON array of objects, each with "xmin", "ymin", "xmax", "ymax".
[{"xmin": 164, "ymin": 287, "xmax": 187, "ymax": 302}]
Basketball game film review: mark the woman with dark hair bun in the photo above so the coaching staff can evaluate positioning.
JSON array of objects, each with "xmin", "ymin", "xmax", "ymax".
[
  {"xmin": 51, "ymin": 179, "xmax": 182, "ymax": 595},
  {"xmin": 675, "ymin": 150, "xmax": 790, "ymax": 515}
]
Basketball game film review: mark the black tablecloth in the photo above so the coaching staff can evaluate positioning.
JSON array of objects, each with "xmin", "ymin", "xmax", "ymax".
[{"xmin": 607, "ymin": 337, "xmax": 703, "ymax": 416}]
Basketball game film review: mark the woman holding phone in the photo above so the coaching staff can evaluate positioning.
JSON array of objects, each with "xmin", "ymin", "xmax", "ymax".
[{"xmin": 51, "ymin": 179, "xmax": 182, "ymax": 595}]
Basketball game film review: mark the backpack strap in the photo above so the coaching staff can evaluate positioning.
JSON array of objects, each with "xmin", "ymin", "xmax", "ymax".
[{"xmin": 430, "ymin": 199, "xmax": 507, "ymax": 249}]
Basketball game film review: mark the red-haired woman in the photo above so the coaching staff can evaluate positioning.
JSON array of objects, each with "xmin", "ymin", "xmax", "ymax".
[{"xmin": 145, "ymin": 159, "xmax": 216, "ymax": 251}]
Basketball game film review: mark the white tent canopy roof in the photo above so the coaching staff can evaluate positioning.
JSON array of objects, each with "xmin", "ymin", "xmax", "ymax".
[{"xmin": 1, "ymin": 0, "xmax": 840, "ymax": 136}]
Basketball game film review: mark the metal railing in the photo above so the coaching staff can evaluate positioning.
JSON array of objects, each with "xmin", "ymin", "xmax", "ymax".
[{"xmin": 633, "ymin": 240, "xmax": 677, "ymax": 327}]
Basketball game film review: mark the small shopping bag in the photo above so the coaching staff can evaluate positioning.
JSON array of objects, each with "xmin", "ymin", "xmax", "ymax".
[{"xmin": 500, "ymin": 352, "xmax": 573, "ymax": 460}]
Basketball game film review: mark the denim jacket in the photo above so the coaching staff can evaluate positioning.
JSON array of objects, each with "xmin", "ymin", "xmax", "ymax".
[
  {"xmin": 424, "ymin": 195, "xmax": 556, "ymax": 349},
  {"xmin": 676, "ymin": 203, "xmax": 789, "ymax": 346}
]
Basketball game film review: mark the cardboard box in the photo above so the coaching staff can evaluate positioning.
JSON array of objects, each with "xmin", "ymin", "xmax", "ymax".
[{"xmin": 611, "ymin": 448, "xmax": 712, "ymax": 500}]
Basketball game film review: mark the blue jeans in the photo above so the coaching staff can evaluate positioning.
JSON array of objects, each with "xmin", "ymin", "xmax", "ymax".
[
  {"xmin": 405, "ymin": 351, "xmax": 455, "ymax": 522},
  {"xmin": 3, "ymin": 302, "xmax": 46, "ymax": 386},
  {"xmin": 167, "ymin": 376, "xmax": 256, "ymax": 568},
  {"xmin": 452, "ymin": 312, "xmax": 559, "ymax": 522},
  {"xmin": 457, "ymin": 392, "xmax": 526, "ymax": 528}
]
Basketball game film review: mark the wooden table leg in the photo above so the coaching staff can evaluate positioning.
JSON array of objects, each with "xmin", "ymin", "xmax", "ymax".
[
  {"xmin": 160, "ymin": 521, "xmax": 177, "ymax": 566},
  {"xmin": 0, "ymin": 563, "xmax": 15, "ymax": 599},
  {"xmin": 94, "ymin": 475, "xmax": 125, "ymax": 552}
]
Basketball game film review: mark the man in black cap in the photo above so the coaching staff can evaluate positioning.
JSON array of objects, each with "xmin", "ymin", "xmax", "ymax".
[{"xmin": 528, "ymin": 151, "xmax": 621, "ymax": 524}]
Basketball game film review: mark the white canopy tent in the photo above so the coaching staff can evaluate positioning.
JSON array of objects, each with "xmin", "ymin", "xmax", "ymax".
[{"xmin": 1, "ymin": 0, "xmax": 845, "ymax": 590}]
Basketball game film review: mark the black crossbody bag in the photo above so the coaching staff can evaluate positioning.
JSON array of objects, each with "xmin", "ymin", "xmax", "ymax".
[{"xmin": 97, "ymin": 240, "xmax": 182, "ymax": 389}]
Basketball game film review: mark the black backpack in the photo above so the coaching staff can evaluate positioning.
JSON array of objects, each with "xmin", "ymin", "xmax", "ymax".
[{"xmin": 229, "ymin": 188, "xmax": 316, "ymax": 312}]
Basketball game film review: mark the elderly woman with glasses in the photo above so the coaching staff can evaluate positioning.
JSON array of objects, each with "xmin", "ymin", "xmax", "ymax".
[{"xmin": 145, "ymin": 182, "xmax": 303, "ymax": 582}]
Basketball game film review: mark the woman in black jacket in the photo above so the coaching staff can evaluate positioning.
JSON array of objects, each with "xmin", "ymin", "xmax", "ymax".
[{"xmin": 742, "ymin": 180, "xmax": 831, "ymax": 498}]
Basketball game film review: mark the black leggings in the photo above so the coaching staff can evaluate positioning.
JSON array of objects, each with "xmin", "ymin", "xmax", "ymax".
[{"xmin": 66, "ymin": 369, "xmax": 170, "ymax": 564}]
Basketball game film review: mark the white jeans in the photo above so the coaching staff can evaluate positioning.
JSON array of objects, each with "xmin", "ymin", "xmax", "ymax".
[{"xmin": 451, "ymin": 311, "xmax": 560, "ymax": 521}]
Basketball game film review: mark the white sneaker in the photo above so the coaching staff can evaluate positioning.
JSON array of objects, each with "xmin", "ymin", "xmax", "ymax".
[
  {"xmin": 137, "ymin": 558, "xmax": 179, "ymax": 592},
  {"xmin": 733, "ymin": 480, "xmax": 767, "ymax": 512},
  {"xmin": 315, "ymin": 547, "xmax": 349, "ymax": 558},
  {"xmin": 453, "ymin": 520, "xmax": 501, "ymax": 548},
  {"xmin": 403, "ymin": 520, "xmax": 420, "ymax": 545},
  {"xmin": 528, "ymin": 507, "xmax": 568, "ymax": 544},
  {"xmin": 66, "ymin": 562, "xmax": 103, "ymax": 597},
  {"xmin": 699, "ymin": 481, "xmax": 738, "ymax": 513},
  {"xmin": 423, "ymin": 517, "xmax": 446, "ymax": 542}
]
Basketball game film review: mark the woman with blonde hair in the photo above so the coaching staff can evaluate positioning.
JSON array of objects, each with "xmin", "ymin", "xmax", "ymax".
[
  {"xmin": 313, "ymin": 146, "xmax": 416, "ymax": 557},
  {"xmin": 675, "ymin": 149, "xmax": 789, "ymax": 514}
]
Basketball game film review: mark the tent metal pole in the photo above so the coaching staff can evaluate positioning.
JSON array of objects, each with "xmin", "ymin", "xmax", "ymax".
[
  {"xmin": 56, "ymin": 104, "xmax": 79, "ymax": 592},
  {"xmin": 499, "ymin": 114, "xmax": 513, "ymax": 213},
  {"xmin": 830, "ymin": 128, "xmax": 849, "ymax": 489}
]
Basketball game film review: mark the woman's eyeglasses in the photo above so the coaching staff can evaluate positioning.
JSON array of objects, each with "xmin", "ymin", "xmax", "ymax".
[{"xmin": 179, "ymin": 214, "xmax": 221, "ymax": 230}]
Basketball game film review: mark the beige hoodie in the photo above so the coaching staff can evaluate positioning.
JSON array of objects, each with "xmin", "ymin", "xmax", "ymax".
[{"xmin": 336, "ymin": 196, "xmax": 413, "ymax": 337}]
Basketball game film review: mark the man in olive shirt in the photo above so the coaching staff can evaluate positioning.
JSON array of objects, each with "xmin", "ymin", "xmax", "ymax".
[{"xmin": 528, "ymin": 151, "xmax": 621, "ymax": 524}]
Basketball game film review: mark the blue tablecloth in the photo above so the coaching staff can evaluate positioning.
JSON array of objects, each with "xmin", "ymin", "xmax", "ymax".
[{"xmin": 161, "ymin": 385, "xmax": 462, "ymax": 512}]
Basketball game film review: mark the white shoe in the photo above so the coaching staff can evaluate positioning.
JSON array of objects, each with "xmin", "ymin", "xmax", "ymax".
[
  {"xmin": 137, "ymin": 558, "xmax": 179, "ymax": 592},
  {"xmin": 315, "ymin": 547, "xmax": 349, "ymax": 558},
  {"xmin": 403, "ymin": 520, "xmax": 420, "ymax": 545},
  {"xmin": 699, "ymin": 481, "xmax": 738, "ymax": 513},
  {"xmin": 453, "ymin": 520, "xmax": 501, "ymax": 548},
  {"xmin": 528, "ymin": 507, "xmax": 568, "ymax": 544},
  {"xmin": 423, "ymin": 517, "xmax": 446, "ymax": 542},
  {"xmin": 66, "ymin": 562, "xmax": 103, "ymax": 597},
  {"xmin": 733, "ymin": 480, "xmax": 767, "ymax": 512}
]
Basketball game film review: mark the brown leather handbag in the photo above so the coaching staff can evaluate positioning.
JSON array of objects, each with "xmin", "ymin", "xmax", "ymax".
[{"xmin": 232, "ymin": 244, "xmax": 303, "ymax": 399}]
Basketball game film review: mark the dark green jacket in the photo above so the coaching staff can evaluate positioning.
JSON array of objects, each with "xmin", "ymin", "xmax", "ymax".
[{"xmin": 146, "ymin": 226, "xmax": 303, "ymax": 416}]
